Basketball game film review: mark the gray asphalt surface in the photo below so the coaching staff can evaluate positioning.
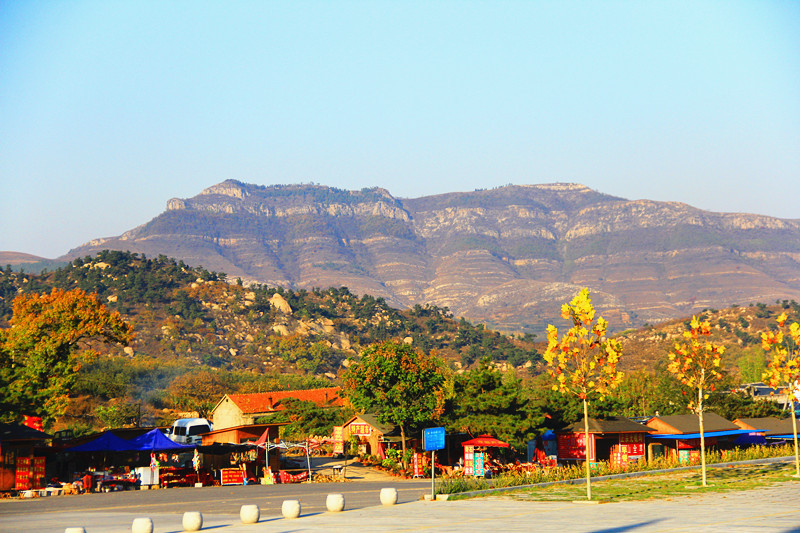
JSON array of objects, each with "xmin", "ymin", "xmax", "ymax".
[{"xmin": 3, "ymin": 480, "xmax": 800, "ymax": 532}]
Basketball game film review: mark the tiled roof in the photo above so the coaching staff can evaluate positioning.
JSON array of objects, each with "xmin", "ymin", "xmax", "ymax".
[
  {"xmin": 734, "ymin": 417, "xmax": 797, "ymax": 436},
  {"xmin": 646, "ymin": 412, "xmax": 737, "ymax": 434},
  {"xmin": 563, "ymin": 417, "xmax": 653, "ymax": 434},
  {"xmin": 225, "ymin": 387, "xmax": 343, "ymax": 414}
]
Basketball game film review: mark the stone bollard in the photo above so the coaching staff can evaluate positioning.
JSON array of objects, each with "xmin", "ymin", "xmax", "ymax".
[
  {"xmin": 65, "ymin": 528, "xmax": 86, "ymax": 533},
  {"xmin": 380, "ymin": 487, "xmax": 398, "ymax": 506},
  {"xmin": 182, "ymin": 511, "xmax": 203, "ymax": 531},
  {"xmin": 326, "ymin": 493, "xmax": 345, "ymax": 512},
  {"xmin": 131, "ymin": 517, "xmax": 154, "ymax": 533},
  {"xmin": 240, "ymin": 504, "xmax": 260, "ymax": 524},
  {"xmin": 281, "ymin": 499, "xmax": 301, "ymax": 519}
]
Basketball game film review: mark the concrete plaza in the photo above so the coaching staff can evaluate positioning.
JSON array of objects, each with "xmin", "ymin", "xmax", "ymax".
[{"xmin": 2, "ymin": 481, "xmax": 800, "ymax": 532}]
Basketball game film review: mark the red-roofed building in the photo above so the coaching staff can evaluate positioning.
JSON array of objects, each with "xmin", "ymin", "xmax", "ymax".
[{"xmin": 211, "ymin": 387, "xmax": 344, "ymax": 430}]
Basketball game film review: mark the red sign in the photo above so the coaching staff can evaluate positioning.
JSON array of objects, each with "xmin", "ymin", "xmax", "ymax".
[
  {"xmin": 15, "ymin": 457, "xmax": 31, "ymax": 490},
  {"xmin": 557, "ymin": 432, "xmax": 595, "ymax": 461},
  {"xmin": 412, "ymin": 453, "xmax": 426, "ymax": 477},
  {"xmin": 618, "ymin": 433, "xmax": 645, "ymax": 456},
  {"xmin": 220, "ymin": 468, "xmax": 245, "ymax": 485}
]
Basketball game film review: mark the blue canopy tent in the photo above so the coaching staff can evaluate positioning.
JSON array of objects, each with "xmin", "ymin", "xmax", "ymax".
[
  {"xmin": 65, "ymin": 432, "xmax": 137, "ymax": 452},
  {"xmin": 128, "ymin": 429, "xmax": 194, "ymax": 451}
]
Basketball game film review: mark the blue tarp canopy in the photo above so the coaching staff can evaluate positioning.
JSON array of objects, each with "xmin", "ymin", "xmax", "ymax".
[
  {"xmin": 733, "ymin": 433, "xmax": 767, "ymax": 446},
  {"xmin": 65, "ymin": 432, "xmax": 137, "ymax": 452},
  {"xmin": 649, "ymin": 429, "xmax": 758, "ymax": 440},
  {"xmin": 128, "ymin": 429, "xmax": 194, "ymax": 451}
]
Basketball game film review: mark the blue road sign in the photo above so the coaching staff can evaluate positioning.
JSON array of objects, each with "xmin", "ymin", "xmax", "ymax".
[{"xmin": 423, "ymin": 427, "xmax": 445, "ymax": 451}]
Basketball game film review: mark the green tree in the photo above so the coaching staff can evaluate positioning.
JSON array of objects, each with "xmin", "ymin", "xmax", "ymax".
[
  {"xmin": 1, "ymin": 288, "xmax": 133, "ymax": 426},
  {"xmin": 445, "ymin": 358, "xmax": 543, "ymax": 452},
  {"xmin": 343, "ymin": 341, "xmax": 445, "ymax": 456},
  {"xmin": 543, "ymin": 288, "xmax": 623, "ymax": 500}
]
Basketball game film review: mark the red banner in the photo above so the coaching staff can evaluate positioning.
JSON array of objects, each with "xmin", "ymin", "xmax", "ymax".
[
  {"xmin": 412, "ymin": 453, "xmax": 424, "ymax": 477},
  {"xmin": 618, "ymin": 433, "xmax": 645, "ymax": 456},
  {"xmin": 557, "ymin": 432, "xmax": 595, "ymax": 461},
  {"xmin": 15, "ymin": 457, "xmax": 31, "ymax": 490}
]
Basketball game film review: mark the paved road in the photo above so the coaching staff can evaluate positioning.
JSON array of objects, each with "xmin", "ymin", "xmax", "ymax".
[{"xmin": 3, "ymin": 477, "xmax": 800, "ymax": 532}]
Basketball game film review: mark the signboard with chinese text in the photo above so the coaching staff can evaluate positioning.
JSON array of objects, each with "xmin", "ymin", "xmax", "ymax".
[
  {"xmin": 557, "ymin": 432, "xmax": 595, "ymax": 461},
  {"xmin": 423, "ymin": 427, "xmax": 445, "ymax": 451},
  {"xmin": 412, "ymin": 453, "xmax": 424, "ymax": 477},
  {"xmin": 333, "ymin": 426, "xmax": 344, "ymax": 454},
  {"xmin": 349, "ymin": 423, "xmax": 371, "ymax": 436},
  {"xmin": 15, "ymin": 457, "xmax": 31, "ymax": 490},
  {"xmin": 464, "ymin": 445, "xmax": 474, "ymax": 476},
  {"xmin": 618, "ymin": 433, "xmax": 645, "ymax": 456},
  {"xmin": 473, "ymin": 452, "xmax": 485, "ymax": 477},
  {"xmin": 220, "ymin": 468, "xmax": 245, "ymax": 485}
]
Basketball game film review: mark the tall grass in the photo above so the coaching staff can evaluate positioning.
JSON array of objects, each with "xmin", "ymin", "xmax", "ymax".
[{"xmin": 436, "ymin": 444, "xmax": 795, "ymax": 495}]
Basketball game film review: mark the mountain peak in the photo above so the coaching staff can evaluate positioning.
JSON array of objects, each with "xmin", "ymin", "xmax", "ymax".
[{"xmin": 64, "ymin": 181, "xmax": 800, "ymax": 334}]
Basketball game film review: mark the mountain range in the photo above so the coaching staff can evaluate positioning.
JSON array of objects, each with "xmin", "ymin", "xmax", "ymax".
[{"xmin": 46, "ymin": 180, "xmax": 800, "ymax": 333}]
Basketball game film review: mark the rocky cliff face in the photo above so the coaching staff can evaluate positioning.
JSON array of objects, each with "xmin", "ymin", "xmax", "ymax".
[{"xmin": 66, "ymin": 180, "xmax": 800, "ymax": 333}]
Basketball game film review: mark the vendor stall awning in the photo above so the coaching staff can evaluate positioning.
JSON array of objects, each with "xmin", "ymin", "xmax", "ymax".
[
  {"xmin": 128, "ymin": 429, "xmax": 194, "ymax": 451},
  {"xmin": 65, "ymin": 432, "xmax": 137, "ymax": 452},
  {"xmin": 461, "ymin": 435, "xmax": 509, "ymax": 448},
  {"xmin": 649, "ymin": 429, "xmax": 759, "ymax": 440}
]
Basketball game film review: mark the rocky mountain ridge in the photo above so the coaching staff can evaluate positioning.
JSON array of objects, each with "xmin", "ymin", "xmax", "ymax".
[{"xmin": 64, "ymin": 180, "xmax": 800, "ymax": 333}]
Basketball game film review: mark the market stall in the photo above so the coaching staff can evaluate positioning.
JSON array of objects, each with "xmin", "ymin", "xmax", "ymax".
[{"xmin": 461, "ymin": 435, "xmax": 509, "ymax": 477}]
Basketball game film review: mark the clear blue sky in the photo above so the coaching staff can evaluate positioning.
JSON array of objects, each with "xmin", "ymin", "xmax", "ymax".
[{"xmin": 1, "ymin": 1, "xmax": 798, "ymax": 258}]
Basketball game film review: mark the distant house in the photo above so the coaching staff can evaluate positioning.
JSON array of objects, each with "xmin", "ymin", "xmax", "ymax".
[
  {"xmin": 733, "ymin": 417, "xmax": 797, "ymax": 438},
  {"xmin": 646, "ymin": 413, "xmax": 752, "ymax": 463},
  {"xmin": 556, "ymin": 417, "xmax": 652, "ymax": 465},
  {"xmin": 341, "ymin": 414, "xmax": 404, "ymax": 458},
  {"xmin": 737, "ymin": 382, "xmax": 790, "ymax": 406},
  {"xmin": 0, "ymin": 423, "xmax": 51, "ymax": 491},
  {"xmin": 212, "ymin": 387, "xmax": 343, "ymax": 430}
]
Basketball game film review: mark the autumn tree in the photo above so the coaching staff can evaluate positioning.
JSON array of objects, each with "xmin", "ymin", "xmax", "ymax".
[
  {"xmin": 543, "ymin": 288, "xmax": 623, "ymax": 500},
  {"xmin": 343, "ymin": 341, "xmax": 445, "ymax": 456},
  {"xmin": 761, "ymin": 312, "xmax": 800, "ymax": 477},
  {"xmin": 166, "ymin": 370, "xmax": 230, "ymax": 418},
  {"xmin": 1, "ymin": 288, "xmax": 133, "ymax": 425},
  {"xmin": 666, "ymin": 316, "xmax": 725, "ymax": 486}
]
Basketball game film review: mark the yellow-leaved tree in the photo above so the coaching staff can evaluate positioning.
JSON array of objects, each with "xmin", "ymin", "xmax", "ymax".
[
  {"xmin": 761, "ymin": 312, "xmax": 800, "ymax": 477},
  {"xmin": 543, "ymin": 288, "xmax": 623, "ymax": 500},
  {"xmin": 666, "ymin": 316, "xmax": 725, "ymax": 487}
]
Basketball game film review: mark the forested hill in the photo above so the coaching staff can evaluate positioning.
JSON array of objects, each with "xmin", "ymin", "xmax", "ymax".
[
  {"xmin": 0, "ymin": 250, "xmax": 541, "ymax": 376},
  {"xmin": 3, "ymin": 250, "xmax": 798, "ymax": 438}
]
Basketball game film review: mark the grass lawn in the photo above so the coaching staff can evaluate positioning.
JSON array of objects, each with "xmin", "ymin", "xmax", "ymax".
[{"xmin": 492, "ymin": 462, "xmax": 800, "ymax": 502}]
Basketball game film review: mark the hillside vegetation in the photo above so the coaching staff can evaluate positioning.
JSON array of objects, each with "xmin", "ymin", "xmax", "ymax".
[{"xmin": 2, "ymin": 250, "xmax": 795, "ymax": 443}]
